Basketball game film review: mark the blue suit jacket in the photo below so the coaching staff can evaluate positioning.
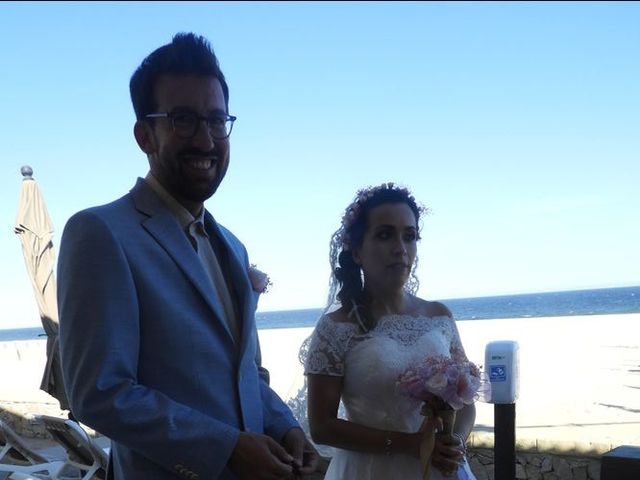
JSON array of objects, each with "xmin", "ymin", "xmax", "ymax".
[{"xmin": 57, "ymin": 179, "xmax": 298, "ymax": 479}]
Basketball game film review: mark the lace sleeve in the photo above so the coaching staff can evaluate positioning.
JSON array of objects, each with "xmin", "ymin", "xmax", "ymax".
[
  {"xmin": 448, "ymin": 317, "xmax": 467, "ymax": 359},
  {"xmin": 300, "ymin": 315, "xmax": 356, "ymax": 376}
]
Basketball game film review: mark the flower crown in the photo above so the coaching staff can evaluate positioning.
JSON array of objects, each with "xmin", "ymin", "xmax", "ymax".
[{"xmin": 338, "ymin": 182, "xmax": 417, "ymax": 250}]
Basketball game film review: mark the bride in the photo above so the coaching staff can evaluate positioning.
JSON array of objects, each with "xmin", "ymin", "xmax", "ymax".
[{"xmin": 303, "ymin": 183, "xmax": 478, "ymax": 479}]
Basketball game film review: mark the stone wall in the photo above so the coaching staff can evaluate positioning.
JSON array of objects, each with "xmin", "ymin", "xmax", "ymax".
[
  {"xmin": 0, "ymin": 401, "xmax": 67, "ymax": 439},
  {"xmin": 468, "ymin": 448, "xmax": 601, "ymax": 480}
]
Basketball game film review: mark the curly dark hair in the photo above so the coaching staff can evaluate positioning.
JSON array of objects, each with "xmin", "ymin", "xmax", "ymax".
[
  {"xmin": 129, "ymin": 32, "xmax": 229, "ymax": 120},
  {"xmin": 326, "ymin": 184, "xmax": 427, "ymax": 321}
]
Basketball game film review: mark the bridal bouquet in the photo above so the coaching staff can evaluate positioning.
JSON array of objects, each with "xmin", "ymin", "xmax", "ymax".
[
  {"xmin": 397, "ymin": 353, "xmax": 482, "ymax": 479},
  {"xmin": 397, "ymin": 353, "xmax": 481, "ymax": 410}
]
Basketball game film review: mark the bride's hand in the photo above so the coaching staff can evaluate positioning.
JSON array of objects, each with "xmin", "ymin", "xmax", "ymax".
[
  {"xmin": 431, "ymin": 432, "xmax": 465, "ymax": 475},
  {"xmin": 406, "ymin": 413, "xmax": 440, "ymax": 458}
]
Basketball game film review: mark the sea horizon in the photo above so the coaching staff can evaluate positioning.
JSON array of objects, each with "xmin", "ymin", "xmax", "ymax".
[{"xmin": 2, "ymin": 285, "xmax": 638, "ymax": 342}]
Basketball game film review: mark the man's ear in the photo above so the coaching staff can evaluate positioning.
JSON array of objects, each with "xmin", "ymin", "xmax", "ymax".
[{"xmin": 134, "ymin": 120, "xmax": 156, "ymax": 154}]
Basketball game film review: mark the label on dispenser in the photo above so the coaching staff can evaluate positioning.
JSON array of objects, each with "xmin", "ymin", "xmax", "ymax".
[{"xmin": 490, "ymin": 365, "xmax": 507, "ymax": 382}]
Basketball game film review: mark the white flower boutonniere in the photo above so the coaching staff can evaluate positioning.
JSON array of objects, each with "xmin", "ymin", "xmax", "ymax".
[{"xmin": 248, "ymin": 264, "xmax": 272, "ymax": 293}]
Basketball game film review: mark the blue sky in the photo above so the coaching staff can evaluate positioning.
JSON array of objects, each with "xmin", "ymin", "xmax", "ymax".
[{"xmin": 2, "ymin": 2, "xmax": 639, "ymax": 329}]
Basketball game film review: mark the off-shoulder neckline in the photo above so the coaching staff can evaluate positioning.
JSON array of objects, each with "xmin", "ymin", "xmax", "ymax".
[{"xmin": 323, "ymin": 312, "xmax": 452, "ymax": 328}]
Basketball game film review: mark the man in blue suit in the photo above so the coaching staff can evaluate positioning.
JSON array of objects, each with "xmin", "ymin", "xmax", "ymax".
[{"xmin": 57, "ymin": 32, "xmax": 318, "ymax": 479}]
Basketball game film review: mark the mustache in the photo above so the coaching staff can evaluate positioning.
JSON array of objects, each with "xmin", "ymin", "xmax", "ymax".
[{"xmin": 178, "ymin": 147, "xmax": 218, "ymax": 158}]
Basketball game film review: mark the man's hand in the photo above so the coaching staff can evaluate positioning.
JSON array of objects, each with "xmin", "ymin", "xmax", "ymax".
[
  {"xmin": 282, "ymin": 428, "xmax": 319, "ymax": 477},
  {"xmin": 431, "ymin": 432, "xmax": 465, "ymax": 476},
  {"xmin": 228, "ymin": 431, "xmax": 294, "ymax": 479}
]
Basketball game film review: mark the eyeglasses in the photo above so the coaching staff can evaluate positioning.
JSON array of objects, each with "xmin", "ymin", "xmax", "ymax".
[{"xmin": 145, "ymin": 110, "xmax": 237, "ymax": 140}]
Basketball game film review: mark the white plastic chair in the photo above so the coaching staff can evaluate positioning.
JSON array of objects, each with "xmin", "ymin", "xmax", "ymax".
[
  {"xmin": 36, "ymin": 416, "xmax": 108, "ymax": 480},
  {"xmin": 0, "ymin": 419, "xmax": 66, "ymax": 480}
]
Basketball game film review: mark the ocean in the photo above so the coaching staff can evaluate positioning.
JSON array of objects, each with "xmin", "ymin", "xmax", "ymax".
[{"xmin": 1, "ymin": 286, "xmax": 638, "ymax": 342}]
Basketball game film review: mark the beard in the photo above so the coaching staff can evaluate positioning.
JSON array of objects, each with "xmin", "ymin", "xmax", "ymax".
[{"xmin": 152, "ymin": 146, "xmax": 229, "ymax": 205}]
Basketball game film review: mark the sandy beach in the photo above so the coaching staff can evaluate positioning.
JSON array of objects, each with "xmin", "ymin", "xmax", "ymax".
[
  {"xmin": 459, "ymin": 314, "xmax": 639, "ymax": 449},
  {"xmin": 2, "ymin": 313, "xmax": 639, "ymax": 451},
  {"xmin": 258, "ymin": 313, "xmax": 640, "ymax": 450}
]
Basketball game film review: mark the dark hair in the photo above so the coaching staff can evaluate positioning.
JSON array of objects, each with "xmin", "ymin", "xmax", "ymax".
[
  {"xmin": 129, "ymin": 32, "xmax": 229, "ymax": 120},
  {"xmin": 328, "ymin": 185, "xmax": 425, "ymax": 313}
]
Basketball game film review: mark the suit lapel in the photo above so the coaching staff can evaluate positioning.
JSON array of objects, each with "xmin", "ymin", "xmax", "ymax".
[
  {"xmin": 130, "ymin": 179, "xmax": 232, "ymax": 341},
  {"xmin": 205, "ymin": 214, "xmax": 254, "ymax": 355}
]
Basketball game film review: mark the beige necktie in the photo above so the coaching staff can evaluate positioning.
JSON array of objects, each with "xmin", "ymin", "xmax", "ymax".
[{"xmin": 189, "ymin": 221, "xmax": 240, "ymax": 343}]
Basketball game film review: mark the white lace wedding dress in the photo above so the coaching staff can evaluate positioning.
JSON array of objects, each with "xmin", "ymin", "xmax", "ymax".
[{"xmin": 303, "ymin": 313, "xmax": 477, "ymax": 480}]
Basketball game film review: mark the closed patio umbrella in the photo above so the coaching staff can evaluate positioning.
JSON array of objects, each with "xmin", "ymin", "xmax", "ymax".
[{"xmin": 14, "ymin": 165, "xmax": 69, "ymax": 410}]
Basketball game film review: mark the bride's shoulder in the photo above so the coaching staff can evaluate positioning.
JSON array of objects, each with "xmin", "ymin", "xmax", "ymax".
[
  {"xmin": 309, "ymin": 308, "xmax": 361, "ymax": 348},
  {"xmin": 315, "ymin": 307, "xmax": 360, "ymax": 331},
  {"xmin": 324, "ymin": 307, "xmax": 359, "ymax": 325},
  {"xmin": 412, "ymin": 297, "xmax": 453, "ymax": 320}
]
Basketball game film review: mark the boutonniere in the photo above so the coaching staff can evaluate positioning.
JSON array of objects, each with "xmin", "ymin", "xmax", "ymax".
[{"xmin": 248, "ymin": 264, "xmax": 272, "ymax": 293}]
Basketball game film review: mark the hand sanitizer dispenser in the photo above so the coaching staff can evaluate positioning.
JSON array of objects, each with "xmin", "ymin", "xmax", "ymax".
[{"xmin": 485, "ymin": 340, "xmax": 520, "ymax": 404}]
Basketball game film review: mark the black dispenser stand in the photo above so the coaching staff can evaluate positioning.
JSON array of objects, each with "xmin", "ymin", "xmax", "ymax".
[{"xmin": 494, "ymin": 403, "xmax": 516, "ymax": 480}]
